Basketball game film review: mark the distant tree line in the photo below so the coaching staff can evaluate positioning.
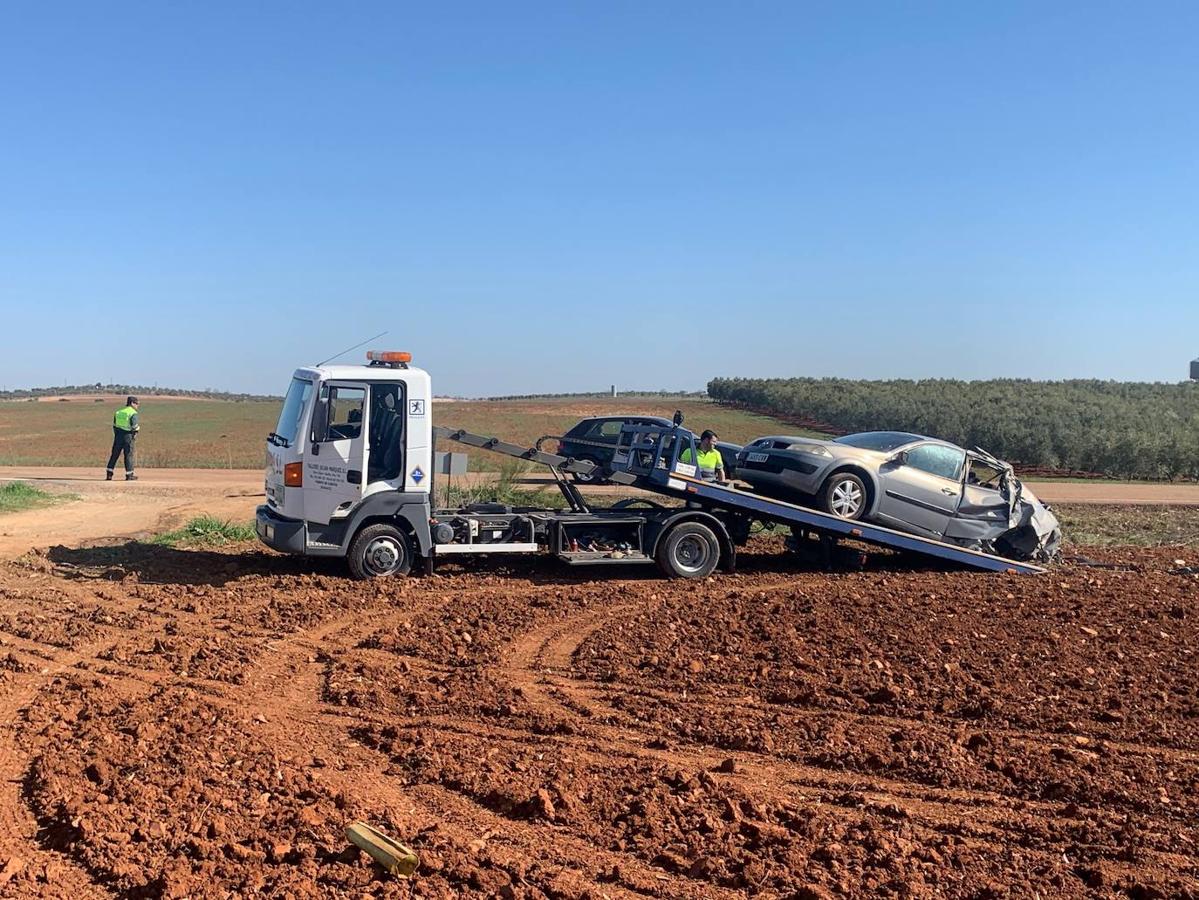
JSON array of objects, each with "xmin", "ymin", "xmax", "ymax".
[
  {"xmin": 0, "ymin": 383, "xmax": 280, "ymax": 402},
  {"xmin": 486, "ymin": 390, "xmax": 707, "ymax": 401},
  {"xmin": 708, "ymin": 377, "xmax": 1199, "ymax": 481}
]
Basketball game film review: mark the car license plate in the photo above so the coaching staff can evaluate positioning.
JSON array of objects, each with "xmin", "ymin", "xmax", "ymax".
[{"xmin": 747, "ymin": 452, "xmax": 770, "ymax": 463}]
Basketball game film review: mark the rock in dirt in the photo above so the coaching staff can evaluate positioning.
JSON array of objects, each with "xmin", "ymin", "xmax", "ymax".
[
  {"xmin": 865, "ymin": 685, "xmax": 899, "ymax": 704},
  {"xmin": 0, "ymin": 857, "xmax": 25, "ymax": 885},
  {"xmin": 529, "ymin": 788, "xmax": 556, "ymax": 820}
]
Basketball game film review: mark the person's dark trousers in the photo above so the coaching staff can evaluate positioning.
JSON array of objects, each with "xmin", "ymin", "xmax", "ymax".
[{"xmin": 105, "ymin": 427, "xmax": 135, "ymax": 477}]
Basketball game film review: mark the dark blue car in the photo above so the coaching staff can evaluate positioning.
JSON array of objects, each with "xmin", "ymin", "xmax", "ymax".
[{"xmin": 558, "ymin": 416, "xmax": 740, "ymax": 484}]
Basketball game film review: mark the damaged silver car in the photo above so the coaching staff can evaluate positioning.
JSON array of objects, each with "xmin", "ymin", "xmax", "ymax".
[{"xmin": 735, "ymin": 431, "xmax": 1061, "ymax": 562}]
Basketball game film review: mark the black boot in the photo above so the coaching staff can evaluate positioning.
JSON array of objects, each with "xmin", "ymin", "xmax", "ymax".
[
  {"xmin": 105, "ymin": 470, "xmax": 113, "ymax": 481},
  {"xmin": 126, "ymin": 473, "xmax": 138, "ymax": 481}
]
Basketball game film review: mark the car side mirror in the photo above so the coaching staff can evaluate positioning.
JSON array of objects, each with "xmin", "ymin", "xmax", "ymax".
[{"xmin": 891, "ymin": 450, "xmax": 908, "ymax": 466}]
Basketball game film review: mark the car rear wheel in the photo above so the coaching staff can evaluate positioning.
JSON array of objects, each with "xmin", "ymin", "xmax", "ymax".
[
  {"xmin": 569, "ymin": 455, "xmax": 607, "ymax": 484},
  {"xmin": 820, "ymin": 472, "xmax": 867, "ymax": 520}
]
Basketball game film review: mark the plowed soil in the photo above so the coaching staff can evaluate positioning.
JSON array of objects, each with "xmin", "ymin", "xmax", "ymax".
[{"xmin": 0, "ymin": 537, "xmax": 1195, "ymax": 899}]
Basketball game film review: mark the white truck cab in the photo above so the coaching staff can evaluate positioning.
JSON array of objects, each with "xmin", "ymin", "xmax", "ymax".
[{"xmin": 257, "ymin": 351, "xmax": 435, "ymax": 574}]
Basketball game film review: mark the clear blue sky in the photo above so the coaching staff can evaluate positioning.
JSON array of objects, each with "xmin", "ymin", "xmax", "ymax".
[{"xmin": 2, "ymin": 2, "xmax": 1196, "ymax": 396}]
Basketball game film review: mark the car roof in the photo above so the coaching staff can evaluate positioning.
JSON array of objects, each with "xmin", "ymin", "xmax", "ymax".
[
  {"xmin": 577, "ymin": 415, "xmax": 672, "ymax": 424},
  {"xmin": 847, "ymin": 433, "xmax": 974, "ymax": 456},
  {"xmin": 748, "ymin": 432, "xmax": 935, "ymax": 445},
  {"xmin": 841, "ymin": 430, "xmax": 927, "ymax": 443}
]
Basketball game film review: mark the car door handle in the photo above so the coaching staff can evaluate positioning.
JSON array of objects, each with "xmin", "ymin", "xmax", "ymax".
[{"xmin": 941, "ymin": 487, "xmax": 958, "ymax": 496}]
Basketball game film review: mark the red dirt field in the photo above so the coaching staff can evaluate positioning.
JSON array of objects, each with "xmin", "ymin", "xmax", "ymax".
[{"xmin": 0, "ymin": 537, "xmax": 1196, "ymax": 898}]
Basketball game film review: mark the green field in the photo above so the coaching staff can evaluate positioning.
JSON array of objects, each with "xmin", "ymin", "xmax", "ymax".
[
  {"xmin": 1057, "ymin": 504, "xmax": 1199, "ymax": 547},
  {"xmin": 0, "ymin": 398, "xmax": 281, "ymax": 468},
  {"xmin": 0, "ymin": 396, "xmax": 817, "ymax": 470}
]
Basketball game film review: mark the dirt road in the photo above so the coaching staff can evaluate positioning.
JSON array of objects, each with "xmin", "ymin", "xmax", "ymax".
[
  {"xmin": 5, "ymin": 466, "xmax": 1198, "ymax": 506},
  {"xmin": 0, "ymin": 468, "xmax": 261, "ymax": 559},
  {"xmin": 0, "ymin": 467, "xmax": 1197, "ymax": 562},
  {"xmin": 0, "ymin": 536, "xmax": 1194, "ymax": 897}
]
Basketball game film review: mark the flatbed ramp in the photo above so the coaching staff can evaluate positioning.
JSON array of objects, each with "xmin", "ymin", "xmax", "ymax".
[
  {"xmin": 652, "ymin": 472, "xmax": 1044, "ymax": 574},
  {"xmin": 434, "ymin": 425, "xmax": 1046, "ymax": 575}
]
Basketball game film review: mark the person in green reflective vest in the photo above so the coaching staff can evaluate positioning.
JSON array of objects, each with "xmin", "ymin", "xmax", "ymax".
[
  {"xmin": 679, "ymin": 429, "xmax": 726, "ymax": 482},
  {"xmin": 105, "ymin": 396, "xmax": 140, "ymax": 481}
]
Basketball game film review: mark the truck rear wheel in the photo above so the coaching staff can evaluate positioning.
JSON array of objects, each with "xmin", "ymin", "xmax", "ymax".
[
  {"xmin": 656, "ymin": 522, "xmax": 720, "ymax": 579},
  {"xmin": 348, "ymin": 523, "xmax": 412, "ymax": 579}
]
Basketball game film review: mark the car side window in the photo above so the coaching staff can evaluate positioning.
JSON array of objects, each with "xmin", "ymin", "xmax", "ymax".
[
  {"xmin": 598, "ymin": 420, "xmax": 624, "ymax": 437},
  {"xmin": 906, "ymin": 444, "xmax": 965, "ymax": 480}
]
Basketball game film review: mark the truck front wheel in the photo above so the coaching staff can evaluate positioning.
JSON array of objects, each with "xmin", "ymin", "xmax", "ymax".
[
  {"xmin": 656, "ymin": 522, "xmax": 721, "ymax": 579},
  {"xmin": 348, "ymin": 523, "xmax": 412, "ymax": 579}
]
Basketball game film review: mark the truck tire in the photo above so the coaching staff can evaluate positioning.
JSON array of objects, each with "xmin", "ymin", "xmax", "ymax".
[
  {"xmin": 347, "ymin": 523, "xmax": 412, "ymax": 579},
  {"xmin": 570, "ymin": 455, "xmax": 607, "ymax": 485},
  {"xmin": 820, "ymin": 471, "xmax": 868, "ymax": 520},
  {"xmin": 656, "ymin": 521, "xmax": 721, "ymax": 579}
]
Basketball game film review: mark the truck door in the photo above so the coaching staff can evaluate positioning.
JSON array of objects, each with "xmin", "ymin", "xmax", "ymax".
[
  {"xmin": 367, "ymin": 383, "xmax": 405, "ymax": 485},
  {"xmin": 303, "ymin": 382, "xmax": 368, "ymax": 525}
]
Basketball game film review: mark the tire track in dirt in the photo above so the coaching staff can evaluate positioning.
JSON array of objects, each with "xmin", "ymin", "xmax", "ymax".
[
  {"xmin": 492, "ymin": 601, "xmax": 1199, "ymax": 883},
  {"xmin": 221, "ymin": 601, "xmax": 750, "ymax": 899},
  {"xmin": 320, "ymin": 703, "xmax": 1199, "ymax": 893},
  {"xmin": 2, "ymin": 542, "xmax": 1197, "ymax": 896},
  {"xmin": 0, "ymin": 632, "xmax": 124, "ymax": 898},
  {"xmin": 572, "ymin": 678, "xmax": 1199, "ymax": 764},
  {"xmin": 0, "ymin": 563, "xmax": 312, "ymax": 896}
]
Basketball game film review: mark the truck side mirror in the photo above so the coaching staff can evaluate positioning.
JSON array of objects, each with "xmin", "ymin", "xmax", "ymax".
[
  {"xmin": 311, "ymin": 398, "xmax": 329, "ymax": 445},
  {"xmin": 672, "ymin": 410, "xmax": 684, "ymax": 427}
]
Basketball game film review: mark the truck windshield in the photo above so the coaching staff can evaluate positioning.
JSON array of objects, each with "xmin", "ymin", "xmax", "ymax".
[{"xmin": 273, "ymin": 378, "xmax": 313, "ymax": 446}]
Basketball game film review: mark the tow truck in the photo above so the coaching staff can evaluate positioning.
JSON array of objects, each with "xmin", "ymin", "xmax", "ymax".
[{"xmin": 256, "ymin": 352, "xmax": 1048, "ymax": 578}]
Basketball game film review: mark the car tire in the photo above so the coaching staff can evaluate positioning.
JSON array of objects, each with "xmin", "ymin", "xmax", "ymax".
[
  {"xmin": 347, "ymin": 523, "xmax": 412, "ymax": 579},
  {"xmin": 569, "ymin": 455, "xmax": 607, "ymax": 485},
  {"xmin": 820, "ymin": 471, "xmax": 868, "ymax": 520},
  {"xmin": 656, "ymin": 522, "xmax": 721, "ymax": 579}
]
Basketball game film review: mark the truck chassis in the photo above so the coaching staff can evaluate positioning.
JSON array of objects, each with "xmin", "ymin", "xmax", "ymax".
[{"xmin": 421, "ymin": 421, "xmax": 1044, "ymax": 577}]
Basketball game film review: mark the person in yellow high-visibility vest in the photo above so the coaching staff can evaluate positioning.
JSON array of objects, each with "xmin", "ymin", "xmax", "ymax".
[
  {"xmin": 105, "ymin": 396, "xmax": 140, "ymax": 481},
  {"xmin": 679, "ymin": 429, "xmax": 726, "ymax": 482}
]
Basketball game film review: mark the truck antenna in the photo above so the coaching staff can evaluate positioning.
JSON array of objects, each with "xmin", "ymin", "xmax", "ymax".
[{"xmin": 316, "ymin": 331, "xmax": 390, "ymax": 367}]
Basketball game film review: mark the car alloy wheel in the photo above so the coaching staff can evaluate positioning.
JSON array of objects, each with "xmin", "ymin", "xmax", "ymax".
[{"xmin": 822, "ymin": 473, "xmax": 867, "ymax": 520}]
